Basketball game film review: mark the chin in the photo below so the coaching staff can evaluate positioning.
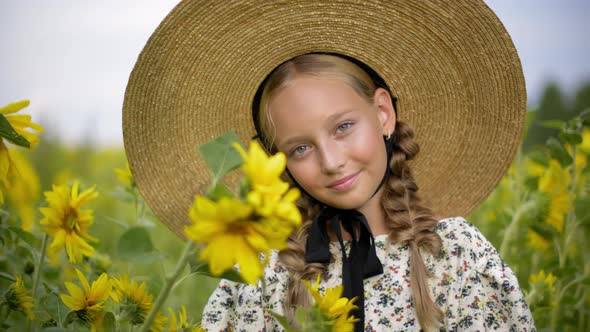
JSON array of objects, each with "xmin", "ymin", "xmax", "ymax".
[{"xmin": 319, "ymin": 191, "xmax": 373, "ymax": 210}]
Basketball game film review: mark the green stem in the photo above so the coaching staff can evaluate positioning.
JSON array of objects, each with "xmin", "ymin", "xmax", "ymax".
[
  {"xmin": 139, "ymin": 241, "xmax": 196, "ymax": 332},
  {"xmin": 26, "ymin": 233, "xmax": 48, "ymax": 332},
  {"xmin": 0, "ymin": 303, "xmax": 10, "ymax": 326},
  {"xmin": 558, "ymin": 145, "xmax": 578, "ymax": 269},
  {"xmin": 500, "ymin": 200, "xmax": 536, "ymax": 258}
]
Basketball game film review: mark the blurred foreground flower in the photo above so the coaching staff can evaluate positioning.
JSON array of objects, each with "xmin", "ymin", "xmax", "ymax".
[
  {"xmin": 115, "ymin": 161, "xmax": 134, "ymax": 189},
  {"xmin": 2, "ymin": 274, "xmax": 35, "ymax": 320},
  {"xmin": 4, "ymin": 149, "xmax": 41, "ymax": 231},
  {"xmin": 185, "ymin": 140, "xmax": 301, "ymax": 284},
  {"xmin": 39, "ymin": 180, "xmax": 99, "ymax": 263},
  {"xmin": 0, "ymin": 100, "xmax": 43, "ymax": 205},
  {"xmin": 60, "ymin": 269, "xmax": 111, "ymax": 331},
  {"xmin": 302, "ymin": 275, "xmax": 359, "ymax": 332},
  {"xmin": 112, "ymin": 275, "xmax": 168, "ymax": 331}
]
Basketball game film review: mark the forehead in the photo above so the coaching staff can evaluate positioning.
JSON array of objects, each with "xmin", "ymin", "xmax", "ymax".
[{"xmin": 268, "ymin": 77, "xmax": 370, "ymax": 135}]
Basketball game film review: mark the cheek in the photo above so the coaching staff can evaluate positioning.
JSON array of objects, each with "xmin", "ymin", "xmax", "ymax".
[
  {"xmin": 351, "ymin": 128, "xmax": 386, "ymax": 164},
  {"xmin": 286, "ymin": 160, "xmax": 318, "ymax": 190}
]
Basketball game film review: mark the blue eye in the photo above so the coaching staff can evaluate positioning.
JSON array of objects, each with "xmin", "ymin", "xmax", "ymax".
[
  {"xmin": 291, "ymin": 145, "xmax": 308, "ymax": 156},
  {"xmin": 336, "ymin": 121, "xmax": 353, "ymax": 132}
]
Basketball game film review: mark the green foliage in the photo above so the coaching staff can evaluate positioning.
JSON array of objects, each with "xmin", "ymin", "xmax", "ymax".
[
  {"xmin": 469, "ymin": 110, "xmax": 590, "ymax": 331},
  {"xmin": 197, "ymin": 130, "xmax": 243, "ymax": 183}
]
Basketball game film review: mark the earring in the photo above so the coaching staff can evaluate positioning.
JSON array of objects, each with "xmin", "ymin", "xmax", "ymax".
[{"xmin": 385, "ymin": 130, "xmax": 392, "ymax": 140}]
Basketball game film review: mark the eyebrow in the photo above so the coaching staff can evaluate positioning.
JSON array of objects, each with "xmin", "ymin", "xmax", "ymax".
[{"xmin": 277, "ymin": 109, "xmax": 357, "ymax": 149}]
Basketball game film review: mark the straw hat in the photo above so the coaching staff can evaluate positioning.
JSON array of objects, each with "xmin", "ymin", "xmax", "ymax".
[{"xmin": 123, "ymin": 0, "xmax": 526, "ymax": 239}]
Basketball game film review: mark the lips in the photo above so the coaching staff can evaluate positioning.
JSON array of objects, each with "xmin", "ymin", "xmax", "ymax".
[{"xmin": 327, "ymin": 171, "xmax": 360, "ymax": 191}]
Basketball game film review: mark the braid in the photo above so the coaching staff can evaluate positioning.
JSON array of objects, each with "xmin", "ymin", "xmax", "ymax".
[
  {"xmin": 382, "ymin": 120, "xmax": 444, "ymax": 331},
  {"xmin": 278, "ymin": 194, "xmax": 326, "ymax": 324}
]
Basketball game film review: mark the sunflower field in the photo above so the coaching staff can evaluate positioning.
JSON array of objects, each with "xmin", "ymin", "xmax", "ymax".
[{"xmin": 1, "ymin": 97, "xmax": 589, "ymax": 331}]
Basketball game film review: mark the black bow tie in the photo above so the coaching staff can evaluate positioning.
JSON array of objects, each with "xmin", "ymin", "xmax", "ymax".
[{"xmin": 305, "ymin": 206, "xmax": 384, "ymax": 332}]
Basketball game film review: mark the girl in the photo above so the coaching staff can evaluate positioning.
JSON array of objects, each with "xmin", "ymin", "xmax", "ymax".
[
  {"xmin": 121, "ymin": 1, "xmax": 535, "ymax": 331},
  {"xmin": 200, "ymin": 53, "xmax": 535, "ymax": 331}
]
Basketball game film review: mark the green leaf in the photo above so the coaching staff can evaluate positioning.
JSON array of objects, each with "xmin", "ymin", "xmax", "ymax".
[
  {"xmin": 530, "ymin": 223, "xmax": 557, "ymax": 241},
  {"xmin": 41, "ymin": 328, "xmax": 69, "ymax": 332},
  {"xmin": 8, "ymin": 226, "xmax": 38, "ymax": 247},
  {"xmin": 0, "ymin": 113, "xmax": 30, "ymax": 147},
  {"xmin": 546, "ymin": 137, "xmax": 573, "ymax": 167},
  {"xmin": 558, "ymin": 131, "xmax": 583, "ymax": 145},
  {"xmin": 0, "ymin": 271, "xmax": 15, "ymax": 282},
  {"xmin": 64, "ymin": 310, "xmax": 77, "ymax": 327},
  {"xmin": 527, "ymin": 150, "xmax": 549, "ymax": 167},
  {"xmin": 539, "ymin": 120, "xmax": 566, "ymax": 130},
  {"xmin": 578, "ymin": 108, "xmax": 590, "ymax": 120},
  {"xmin": 575, "ymin": 196, "xmax": 590, "ymax": 225},
  {"xmin": 206, "ymin": 182, "xmax": 234, "ymax": 201},
  {"xmin": 198, "ymin": 131, "xmax": 243, "ymax": 182},
  {"xmin": 103, "ymin": 312, "xmax": 116, "ymax": 332},
  {"xmin": 117, "ymin": 227, "xmax": 154, "ymax": 260},
  {"xmin": 270, "ymin": 310, "xmax": 297, "ymax": 332},
  {"xmin": 189, "ymin": 257, "xmax": 245, "ymax": 283}
]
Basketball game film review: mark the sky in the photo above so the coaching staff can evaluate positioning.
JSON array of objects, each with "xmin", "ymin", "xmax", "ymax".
[{"xmin": 1, "ymin": 1, "xmax": 589, "ymax": 147}]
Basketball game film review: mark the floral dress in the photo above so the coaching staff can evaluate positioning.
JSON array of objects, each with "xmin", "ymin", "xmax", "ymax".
[{"xmin": 201, "ymin": 216, "xmax": 536, "ymax": 331}]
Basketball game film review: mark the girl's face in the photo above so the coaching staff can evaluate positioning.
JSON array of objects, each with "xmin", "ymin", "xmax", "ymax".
[{"xmin": 269, "ymin": 76, "xmax": 395, "ymax": 210}]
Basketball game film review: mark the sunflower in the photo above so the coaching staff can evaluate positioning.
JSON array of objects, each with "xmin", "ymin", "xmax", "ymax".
[
  {"xmin": 529, "ymin": 270, "xmax": 557, "ymax": 293},
  {"xmin": 0, "ymin": 100, "xmax": 43, "ymax": 205},
  {"xmin": 4, "ymin": 274, "xmax": 35, "ymax": 319},
  {"xmin": 115, "ymin": 162, "xmax": 134, "ymax": 189},
  {"xmin": 232, "ymin": 140, "xmax": 289, "ymax": 196},
  {"xmin": 60, "ymin": 269, "xmax": 112, "ymax": 331},
  {"xmin": 168, "ymin": 305, "xmax": 201, "ymax": 332},
  {"xmin": 302, "ymin": 275, "xmax": 359, "ymax": 332},
  {"xmin": 39, "ymin": 180, "xmax": 99, "ymax": 263},
  {"xmin": 111, "ymin": 275, "xmax": 168, "ymax": 331},
  {"xmin": 0, "ymin": 100, "xmax": 44, "ymax": 147},
  {"xmin": 538, "ymin": 160, "xmax": 570, "ymax": 233},
  {"xmin": 4, "ymin": 149, "xmax": 40, "ymax": 231},
  {"xmin": 526, "ymin": 230, "xmax": 550, "ymax": 250},
  {"xmin": 185, "ymin": 196, "xmax": 265, "ymax": 284}
]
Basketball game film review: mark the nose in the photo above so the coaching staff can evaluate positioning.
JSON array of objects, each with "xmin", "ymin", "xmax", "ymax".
[{"xmin": 318, "ymin": 140, "xmax": 345, "ymax": 174}]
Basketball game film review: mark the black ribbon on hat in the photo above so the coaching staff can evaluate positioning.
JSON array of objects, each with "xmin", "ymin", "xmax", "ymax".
[{"xmin": 304, "ymin": 135, "xmax": 396, "ymax": 332}]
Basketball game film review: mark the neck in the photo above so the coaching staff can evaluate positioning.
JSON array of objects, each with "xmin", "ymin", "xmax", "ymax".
[
  {"xmin": 328, "ymin": 186, "xmax": 389, "ymax": 241},
  {"xmin": 357, "ymin": 185, "xmax": 389, "ymax": 236}
]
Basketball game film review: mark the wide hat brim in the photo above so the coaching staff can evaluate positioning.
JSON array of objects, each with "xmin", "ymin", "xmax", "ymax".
[{"xmin": 123, "ymin": 0, "xmax": 526, "ymax": 239}]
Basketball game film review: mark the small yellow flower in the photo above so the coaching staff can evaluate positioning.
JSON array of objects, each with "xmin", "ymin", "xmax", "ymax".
[
  {"xmin": 529, "ymin": 270, "xmax": 557, "ymax": 293},
  {"xmin": 302, "ymin": 275, "xmax": 359, "ymax": 332},
  {"xmin": 60, "ymin": 269, "xmax": 111, "ymax": 331},
  {"xmin": 579, "ymin": 127, "xmax": 590, "ymax": 154},
  {"xmin": 538, "ymin": 160, "xmax": 570, "ymax": 233},
  {"xmin": 151, "ymin": 310, "xmax": 169, "ymax": 332},
  {"xmin": 4, "ymin": 149, "xmax": 40, "ymax": 231},
  {"xmin": 111, "ymin": 275, "xmax": 152, "ymax": 323},
  {"xmin": 115, "ymin": 162, "xmax": 134, "ymax": 189},
  {"xmin": 526, "ymin": 230, "xmax": 550, "ymax": 250},
  {"xmin": 233, "ymin": 141, "xmax": 289, "ymax": 196},
  {"xmin": 39, "ymin": 180, "xmax": 99, "ymax": 263},
  {"xmin": 524, "ymin": 158, "xmax": 546, "ymax": 178},
  {"xmin": 168, "ymin": 305, "xmax": 198, "ymax": 332},
  {"xmin": 0, "ymin": 100, "xmax": 44, "ymax": 147},
  {"xmin": 4, "ymin": 274, "xmax": 35, "ymax": 319},
  {"xmin": 111, "ymin": 275, "xmax": 167, "ymax": 331}
]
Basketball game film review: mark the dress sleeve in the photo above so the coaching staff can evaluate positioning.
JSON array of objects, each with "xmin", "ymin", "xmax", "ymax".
[
  {"xmin": 200, "ymin": 251, "xmax": 289, "ymax": 331},
  {"xmin": 455, "ymin": 219, "xmax": 537, "ymax": 331},
  {"xmin": 201, "ymin": 278, "xmax": 267, "ymax": 331}
]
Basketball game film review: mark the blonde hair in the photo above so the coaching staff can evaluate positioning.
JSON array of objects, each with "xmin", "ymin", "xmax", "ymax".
[{"xmin": 256, "ymin": 53, "xmax": 444, "ymax": 331}]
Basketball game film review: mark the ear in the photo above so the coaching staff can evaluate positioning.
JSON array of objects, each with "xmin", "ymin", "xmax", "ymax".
[{"xmin": 373, "ymin": 87, "xmax": 396, "ymax": 134}]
